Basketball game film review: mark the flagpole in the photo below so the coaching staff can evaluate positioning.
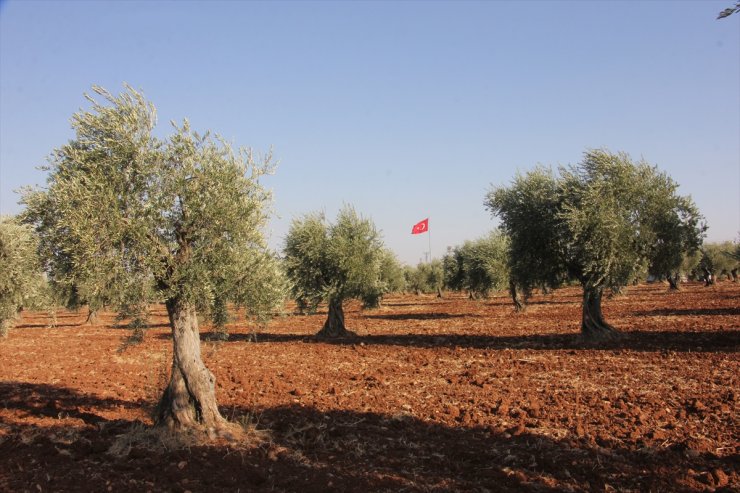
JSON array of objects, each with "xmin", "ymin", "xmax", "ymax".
[
  {"xmin": 428, "ymin": 221, "xmax": 432, "ymax": 263},
  {"xmin": 411, "ymin": 218, "xmax": 431, "ymax": 262}
]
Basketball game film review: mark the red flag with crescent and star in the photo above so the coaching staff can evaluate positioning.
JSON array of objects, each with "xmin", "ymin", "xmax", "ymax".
[{"xmin": 411, "ymin": 218, "xmax": 429, "ymax": 234}]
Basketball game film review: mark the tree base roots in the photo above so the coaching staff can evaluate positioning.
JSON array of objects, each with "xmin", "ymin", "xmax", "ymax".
[
  {"xmin": 315, "ymin": 326, "xmax": 358, "ymax": 339},
  {"xmin": 580, "ymin": 322, "xmax": 621, "ymax": 341}
]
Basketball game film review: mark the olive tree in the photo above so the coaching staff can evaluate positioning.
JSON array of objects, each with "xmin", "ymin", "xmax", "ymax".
[
  {"xmin": 484, "ymin": 166, "xmax": 566, "ymax": 312},
  {"xmin": 403, "ymin": 265, "xmax": 424, "ymax": 295},
  {"xmin": 282, "ymin": 213, "xmax": 328, "ymax": 315},
  {"xmin": 21, "ymin": 186, "xmax": 113, "ymax": 325},
  {"xmin": 361, "ymin": 248, "xmax": 405, "ymax": 309},
  {"xmin": 731, "ymin": 240, "xmax": 740, "ymax": 281},
  {"xmin": 699, "ymin": 242, "xmax": 739, "ymax": 283},
  {"xmin": 640, "ymin": 173, "xmax": 705, "ymax": 290},
  {"xmin": 487, "ymin": 149, "xmax": 705, "ymax": 339},
  {"xmin": 403, "ymin": 260, "xmax": 444, "ymax": 296},
  {"xmin": 283, "ymin": 206, "xmax": 383, "ymax": 337},
  {"xmin": 0, "ymin": 216, "xmax": 46, "ymax": 337},
  {"xmin": 22, "ymin": 86, "xmax": 280, "ymax": 431},
  {"xmin": 207, "ymin": 251, "xmax": 286, "ymax": 340},
  {"xmin": 443, "ymin": 231, "xmax": 510, "ymax": 298}
]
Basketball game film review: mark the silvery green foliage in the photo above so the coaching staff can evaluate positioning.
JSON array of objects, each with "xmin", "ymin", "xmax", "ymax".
[
  {"xmin": 485, "ymin": 166, "xmax": 566, "ymax": 295},
  {"xmin": 0, "ymin": 216, "xmax": 46, "ymax": 336},
  {"xmin": 486, "ymin": 149, "xmax": 705, "ymax": 295},
  {"xmin": 23, "ymin": 85, "xmax": 283, "ymax": 324},
  {"xmin": 443, "ymin": 230, "xmax": 510, "ymax": 298},
  {"xmin": 644, "ymin": 172, "xmax": 705, "ymax": 283},
  {"xmin": 283, "ymin": 212, "xmax": 327, "ymax": 314},
  {"xmin": 700, "ymin": 242, "xmax": 739, "ymax": 279},
  {"xmin": 403, "ymin": 260, "xmax": 444, "ymax": 295},
  {"xmin": 377, "ymin": 249, "xmax": 406, "ymax": 293},
  {"xmin": 559, "ymin": 150, "xmax": 705, "ymax": 291},
  {"xmin": 361, "ymin": 249, "xmax": 405, "ymax": 309},
  {"xmin": 229, "ymin": 250, "xmax": 287, "ymax": 325},
  {"xmin": 284, "ymin": 206, "xmax": 384, "ymax": 308}
]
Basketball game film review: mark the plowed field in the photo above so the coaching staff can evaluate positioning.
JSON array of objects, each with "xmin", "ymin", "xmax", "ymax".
[{"xmin": 1, "ymin": 282, "xmax": 738, "ymax": 492}]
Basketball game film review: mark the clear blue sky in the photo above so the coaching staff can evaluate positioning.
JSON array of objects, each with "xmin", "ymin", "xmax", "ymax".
[{"xmin": 1, "ymin": 0, "xmax": 738, "ymax": 264}]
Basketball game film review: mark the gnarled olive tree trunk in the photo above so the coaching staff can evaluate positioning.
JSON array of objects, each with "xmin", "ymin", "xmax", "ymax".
[
  {"xmin": 509, "ymin": 280, "xmax": 525, "ymax": 312},
  {"xmin": 581, "ymin": 286, "xmax": 619, "ymax": 340},
  {"xmin": 84, "ymin": 308, "xmax": 99, "ymax": 325},
  {"xmin": 0, "ymin": 319, "xmax": 11, "ymax": 338},
  {"xmin": 155, "ymin": 297, "xmax": 225, "ymax": 429},
  {"xmin": 666, "ymin": 272, "xmax": 680, "ymax": 291},
  {"xmin": 316, "ymin": 297, "xmax": 353, "ymax": 338}
]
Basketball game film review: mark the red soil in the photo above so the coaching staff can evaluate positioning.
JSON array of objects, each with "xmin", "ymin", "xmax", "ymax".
[{"xmin": 0, "ymin": 282, "xmax": 738, "ymax": 492}]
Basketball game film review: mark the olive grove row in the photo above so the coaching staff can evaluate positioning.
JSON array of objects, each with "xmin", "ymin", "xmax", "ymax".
[{"xmin": 1, "ymin": 86, "xmax": 737, "ymax": 431}]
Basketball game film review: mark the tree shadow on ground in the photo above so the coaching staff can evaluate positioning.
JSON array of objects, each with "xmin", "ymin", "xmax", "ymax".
[
  {"xmin": 1, "ymin": 381, "xmax": 731, "ymax": 492},
  {"xmin": 107, "ymin": 322, "xmax": 170, "ymax": 330},
  {"xmin": 0, "ymin": 381, "xmax": 149, "ymax": 426},
  {"xmin": 363, "ymin": 312, "xmax": 481, "ymax": 321},
  {"xmin": 519, "ymin": 300, "xmax": 579, "ymax": 306},
  {"xmin": 15, "ymin": 312, "xmax": 85, "ymax": 329},
  {"xmin": 199, "ymin": 329, "xmax": 740, "ymax": 353},
  {"xmin": 633, "ymin": 307, "xmax": 740, "ymax": 317},
  {"xmin": 14, "ymin": 322, "xmax": 69, "ymax": 329},
  {"xmin": 380, "ymin": 300, "xmax": 445, "ymax": 307}
]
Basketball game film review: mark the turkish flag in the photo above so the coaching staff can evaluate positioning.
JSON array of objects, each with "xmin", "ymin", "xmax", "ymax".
[{"xmin": 411, "ymin": 218, "xmax": 429, "ymax": 234}]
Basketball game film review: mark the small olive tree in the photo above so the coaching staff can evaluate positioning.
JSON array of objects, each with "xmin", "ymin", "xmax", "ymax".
[
  {"xmin": 361, "ymin": 249, "xmax": 405, "ymax": 309},
  {"xmin": 443, "ymin": 231, "xmax": 510, "ymax": 299},
  {"xmin": 403, "ymin": 260, "xmax": 444, "ymax": 296},
  {"xmin": 23, "ymin": 86, "xmax": 280, "ymax": 431},
  {"xmin": 639, "ymin": 171, "xmax": 704, "ymax": 290},
  {"xmin": 283, "ymin": 206, "xmax": 383, "ymax": 337},
  {"xmin": 484, "ymin": 166, "xmax": 566, "ymax": 312},
  {"xmin": 282, "ymin": 213, "xmax": 329, "ymax": 315},
  {"xmin": 22, "ymin": 187, "xmax": 113, "ymax": 325},
  {"xmin": 699, "ymin": 242, "xmax": 739, "ymax": 283},
  {"xmin": 207, "ymin": 251, "xmax": 286, "ymax": 340},
  {"xmin": 0, "ymin": 216, "xmax": 47, "ymax": 337},
  {"xmin": 487, "ymin": 149, "xmax": 705, "ymax": 339}
]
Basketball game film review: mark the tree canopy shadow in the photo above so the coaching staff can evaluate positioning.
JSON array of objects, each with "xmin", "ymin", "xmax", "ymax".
[
  {"xmin": 227, "ymin": 329, "xmax": 739, "ymax": 353},
  {"xmin": 0, "ymin": 381, "xmax": 731, "ymax": 492},
  {"xmin": 634, "ymin": 307, "xmax": 740, "ymax": 317},
  {"xmin": 14, "ymin": 322, "xmax": 68, "ymax": 329},
  {"xmin": 107, "ymin": 322, "xmax": 170, "ymax": 330},
  {"xmin": 380, "ymin": 300, "xmax": 444, "ymax": 307},
  {"xmin": 363, "ymin": 312, "xmax": 481, "ymax": 321},
  {"xmin": 523, "ymin": 299, "xmax": 580, "ymax": 306},
  {"xmin": 0, "ymin": 381, "xmax": 148, "ymax": 427}
]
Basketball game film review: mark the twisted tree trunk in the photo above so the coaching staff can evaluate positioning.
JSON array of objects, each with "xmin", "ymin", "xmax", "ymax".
[
  {"xmin": 509, "ymin": 280, "xmax": 524, "ymax": 312},
  {"xmin": 0, "ymin": 319, "xmax": 11, "ymax": 338},
  {"xmin": 666, "ymin": 272, "xmax": 680, "ymax": 291},
  {"xmin": 84, "ymin": 308, "xmax": 99, "ymax": 326},
  {"xmin": 581, "ymin": 286, "xmax": 619, "ymax": 340},
  {"xmin": 316, "ymin": 297, "xmax": 353, "ymax": 338},
  {"xmin": 155, "ymin": 297, "xmax": 225, "ymax": 430}
]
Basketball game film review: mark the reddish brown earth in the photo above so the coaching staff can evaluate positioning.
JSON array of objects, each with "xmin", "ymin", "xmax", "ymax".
[{"xmin": 0, "ymin": 282, "xmax": 738, "ymax": 492}]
